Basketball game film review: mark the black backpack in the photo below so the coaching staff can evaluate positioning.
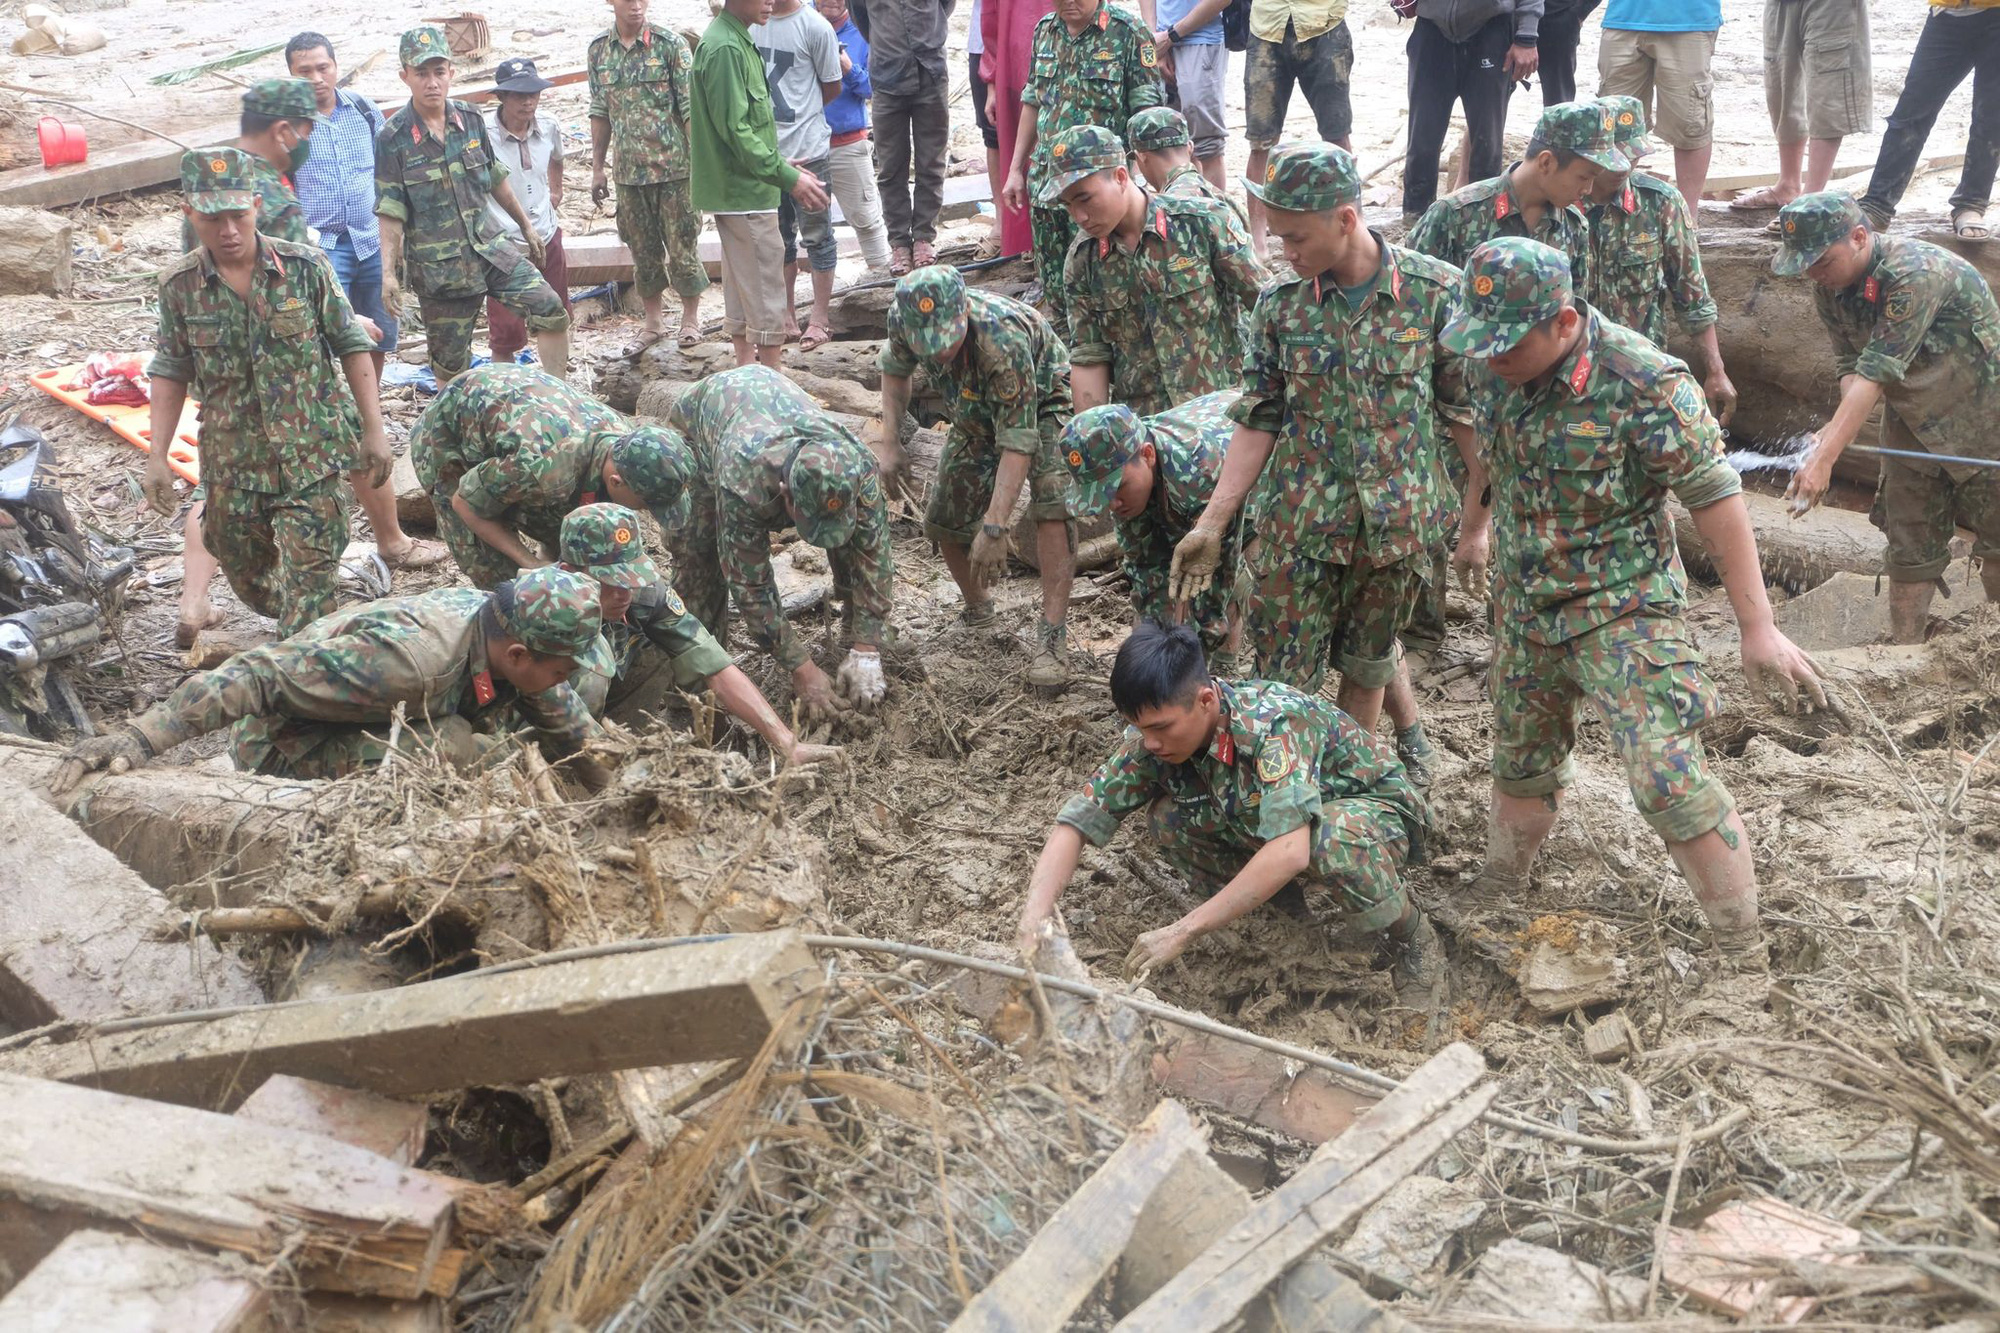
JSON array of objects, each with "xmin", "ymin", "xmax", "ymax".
[{"xmin": 1222, "ymin": 0, "xmax": 1248, "ymax": 50}]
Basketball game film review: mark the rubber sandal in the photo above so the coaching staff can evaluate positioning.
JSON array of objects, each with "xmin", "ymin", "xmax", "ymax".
[
  {"xmin": 912, "ymin": 241, "xmax": 937, "ymax": 267},
  {"xmin": 799, "ymin": 323, "xmax": 832, "ymax": 351},
  {"xmin": 379, "ymin": 536, "xmax": 450, "ymax": 570},
  {"xmin": 1954, "ymin": 207, "xmax": 1992, "ymax": 241},
  {"xmin": 1730, "ymin": 185, "xmax": 1792, "ymax": 212},
  {"xmin": 621, "ymin": 328, "xmax": 666, "ymax": 359}
]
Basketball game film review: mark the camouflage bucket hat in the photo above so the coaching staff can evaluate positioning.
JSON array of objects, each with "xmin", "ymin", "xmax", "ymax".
[
  {"xmin": 180, "ymin": 146, "xmax": 258, "ymax": 214},
  {"xmin": 497, "ymin": 566, "xmax": 603, "ymax": 659},
  {"xmin": 1534, "ymin": 101, "xmax": 1629, "ymax": 174},
  {"xmin": 400, "ymin": 25, "xmax": 452, "ymax": 68},
  {"xmin": 1060, "ymin": 405, "xmax": 1146, "ymax": 516},
  {"xmin": 242, "ymin": 77, "xmax": 316, "ymax": 122},
  {"xmin": 787, "ymin": 434, "xmax": 879, "ymax": 549},
  {"xmin": 1772, "ymin": 192, "xmax": 1866, "ymax": 277},
  {"xmin": 1127, "ymin": 106, "xmax": 1191, "ymax": 152},
  {"xmin": 610, "ymin": 425, "xmax": 695, "ymax": 530},
  {"xmin": 1598, "ymin": 94, "xmax": 1652, "ymax": 158},
  {"xmin": 1243, "ymin": 143, "xmax": 1360, "ymax": 212},
  {"xmin": 890, "ymin": 266, "xmax": 969, "ymax": 359},
  {"xmin": 561, "ymin": 502, "xmax": 660, "ymax": 590},
  {"xmin": 1440, "ymin": 237, "xmax": 1574, "ymax": 358},
  {"xmin": 1038, "ymin": 124, "xmax": 1128, "ymax": 204}
]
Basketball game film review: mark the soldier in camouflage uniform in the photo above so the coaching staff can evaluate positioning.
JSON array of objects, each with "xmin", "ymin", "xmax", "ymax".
[
  {"xmin": 1443, "ymin": 238, "xmax": 1826, "ymax": 973},
  {"xmin": 411, "ymin": 363, "xmax": 693, "ymax": 588},
  {"xmin": 1014, "ymin": 620, "xmax": 1443, "ymax": 1004},
  {"xmin": 52, "ymin": 567, "xmax": 609, "ymax": 793},
  {"xmin": 146, "ymin": 148, "xmax": 390, "ymax": 637},
  {"xmin": 1126, "ymin": 107, "xmax": 1247, "ymax": 228},
  {"xmin": 1044, "ymin": 124, "xmax": 1265, "ymax": 418},
  {"xmin": 588, "ymin": 0, "xmax": 708, "ymax": 350},
  {"xmin": 377, "ymin": 26, "xmax": 571, "ymax": 381},
  {"xmin": 1774, "ymin": 191, "xmax": 2000, "ymax": 642},
  {"xmin": 1063, "ymin": 392, "xmax": 1240, "ymax": 653},
  {"xmin": 179, "ymin": 80, "xmax": 316, "ymax": 254},
  {"xmin": 656, "ymin": 367, "xmax": 895, "ymax": 715},
  {"xmin": 1000, "ymin": 0, "xmax": 1164, "ymax": 331},
  {"xmin": 878, "ymin": 266, "xmax": 1079, "ymax": 688},
  {"xmin": 1585, "ymin": 97, "xmax": 1736, "ymax": 422},
  {"xmin": 1168, "ymin": 145, "xmax": 1477, "ymax": 760},
  {"xmin": 557, "ymin": 504, "xmax": 843, "ymax": 765}
]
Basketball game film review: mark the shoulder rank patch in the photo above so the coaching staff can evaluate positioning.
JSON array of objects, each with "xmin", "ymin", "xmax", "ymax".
[
  {"xmin": 1884, "ymin": 288, "xmax": 1915, "ymax": 321},
  {"xmin": 1668, "ymin": 377, "xmax": 1704, "ymax": 426},
  {"xmin": 1563, "ymin": 420, "xmax": 1611, "ymax": 439},
  {"xmin": 1256, "ymin": 736, "xmax": 1298, "ymax": 784}
]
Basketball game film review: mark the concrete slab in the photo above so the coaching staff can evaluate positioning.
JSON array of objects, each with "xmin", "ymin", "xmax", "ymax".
[{"xmin": 0, "ymin": 1229, "xmax": 266, "ymax": 1332}]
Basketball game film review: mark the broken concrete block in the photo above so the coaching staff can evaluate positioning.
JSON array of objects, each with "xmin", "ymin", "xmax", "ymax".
[
  {"xmin": 1583, "ymin": 1011, "xmax": 1643, "ymax": 1064},
  {"xmin": 1518, "ymin": 917, "xmax": 1626, "ymax": 1017},
  {"xmin": 1451, "ymin": 1238, "xmax": 1647, "ymax": 1323},
  {"xmin": 1340, "ymin": 1176, "xmax": 1487, "ymax": 1294},
  {"xmin": 235, "ymin": 1075, "xmax": 428, "ymax": 1166},
  {"xmin": 0, "ymin": 1229, "xmax": 265, "ymax": 1331},
  {"xmin": 1661, "ymin": 1195, "xmax": 1864, "ymax": 1324}
]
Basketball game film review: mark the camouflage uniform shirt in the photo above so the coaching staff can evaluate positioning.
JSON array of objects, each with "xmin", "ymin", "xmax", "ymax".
[
  {"xmin": 375, "ymin": 99, "xmax": 521, "ymax": 298},
  {"xmin": 412, "ymin": 365, "xmax": 630, "ymax": 546},
  {"xmin": 1114, "ymin": 391, "xmax": 1237, "ymax": 626},
  {"xmin": 127, "ymin": 588, "xmax": 595, "ymax": 764},
  {"xmin": 577, "ymin": 581, "xmax": 735, "ymax": 695},
  {"xmin": 880, "ymin": 287, "xmax": 1071, "ymax": 455},
  {"xmin": 149, "ymin": 236, "xmax": 373, "ymax": 493},
  {"xmin": 1066, "ymin": 192, "xmax": 1265, "ymax": 417},
  {"xmin": 1813, "ymin": 234, "xmax": 2000, "ymax": 475},
  {"xmin": 588, "ymin": 23, "xmax": 695, "ymax": 185},
  {"xmin": 1584, "ymin": 171, "xmax": 1717, "ymax": 347},
  {"xmin": 1405, "ymin": 171, "xmax": 1592, "ymax": 295},
  {"xmin": 1470, "ymin": 306, "xmax": 1743, "ymax": 645},
  {"xmin": 1057, "ymin": 678, "xmax": 1425, "ymax": 854},
  {"xmin": 1231, "ymin": 238, "xmax": 1472, "ymax": 565},
  {"xmin": 1163, "ymin": 162, "xmax": 1247, "ymax": 228},
  {"xmin": 180, "ymin": 154, "xmax": 309, "ymax": 254},
  {"xmin": 1019, "ymin": 2, "xmax": 1164, "ymax": 198},
  {"xmin": 668, "ymin": 369, "xmax": 895, "ymax": 670}
]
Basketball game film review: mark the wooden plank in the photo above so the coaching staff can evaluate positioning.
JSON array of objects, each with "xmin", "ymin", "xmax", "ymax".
[
  {"xmin": 0, "ymin": 931, "xmax": 818, "ymax": 1108},
  {"xmin": 1151, "ymin": 1030, "xmax": 1376, "ymax": 1145},
  {"xmin": 1114, "ymin": 1043, "xmax": 1495, "ymax": 1333},
  {"xmin": 0, "ymin": 1074, "xmax": 455, "ymax": 1299},
  {"xmin": 1113, "ymin": 1147, "xmax": 1250, "ymax": 1315},
  {"xmin": 0, "ymin": 1229, "xmax": 266, "ymax": 1332},
  {"xmin": 235, "ymin": 1075, "xmax": 428, "ymax": 1166},
  {"xmin": 949, "ymin": 1100, "xmax": 1207, "ymax": 1333}
]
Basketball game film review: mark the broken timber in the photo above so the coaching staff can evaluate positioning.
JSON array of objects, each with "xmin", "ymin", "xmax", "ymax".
[
  {"xmin": 1670, "ymin": 492, "xmax": 1885, "ymax": 595},
  {"xmin": 1113, "ymin": 1042, "xmax": 1496, "ymax": 1333},
  {"xmin": 0, "ymin": 1229, "xmax": 267, "ymax": 1332},
  {"xmin": 0, "ymin": 931, "xmax": 819, "ymax": 1109},
  {"xmin": 0, "ymin": 1074, "xmax": 457, "ymax": 1299}
]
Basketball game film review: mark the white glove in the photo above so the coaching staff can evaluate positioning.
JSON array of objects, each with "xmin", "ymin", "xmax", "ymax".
[{"xmin": 837, "ymin": 648, "xmax": 886, "ymax": 708}]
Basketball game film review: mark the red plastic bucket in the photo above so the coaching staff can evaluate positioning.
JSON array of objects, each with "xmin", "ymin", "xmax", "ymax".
[{"xmin": 36, "ymin": 117, "xmax": 87, "ymax": 168}]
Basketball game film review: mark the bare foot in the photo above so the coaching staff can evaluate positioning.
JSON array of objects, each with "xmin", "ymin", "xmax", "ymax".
[
  {"xmin": 378, "ymin": 536, "xmax": 450, "ymax": 569},
  {"xmin": 174, "ymin": 604, "xmax": 225, "ymax": 649}
]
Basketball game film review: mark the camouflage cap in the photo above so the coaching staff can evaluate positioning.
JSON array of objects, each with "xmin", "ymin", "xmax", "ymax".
[
  {"xmin": 890, "ymin": 266, "xmax": 969, "ymax": 359},
  {"xmin": 241, "ymin": 77, "xmax": 316, "ymax": 122},
  {"xmin": 610, "ymin": 425, "xmax": 695, "ymax": 531},
  {"xmin": 1060, "ymin": 405, "xmax": 1146, "ymax": 516},
  {"xmin": 1440, "ymin": 238, "xmax": 1574, "ymax": 358},
  {"xmin": 787, "ymin": 434, "xmax": 879, "ymax": 548},
  {"xmin": 1242, "ymin": 143, "xmax": 1360, "ymax": 213},
  {"xmin": 1127, "ymin": 106, "xmax": 1191, "ymax": 152},
  {"xmin": 1598, "ymin": 94, "xmax": 1652, "ymax": 159},
  {"xmin": 560, "ymin": 502, "xmax": 661, "ymax": 590},
  {"xmin": 1038, "ymin": 124, "xmax": 1129, "ymax": 204},
  {"xmin": 1533, "ymin": 100, "xmax": 1629, "ymax": 174},
  {"xmin": 400, "ymin": 25, "xmax": 452, "ymax": 68},
  {"xmin": 1772, "ymin": 191, "xmax": 1867, "ymax": 277},
  {"xmin": 180, "ymin": 146, "xmax": 258, "ymax": 214},
  {"xmin": 495, "ymin": 566, "xmax": 602, "ymax": 659}
]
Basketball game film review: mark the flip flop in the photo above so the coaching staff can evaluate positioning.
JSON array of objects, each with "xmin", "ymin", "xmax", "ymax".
[
  {"xmin": 799, "ymin": 323, "xmax": 832, "ymax": 351},
  {"xmin": 620, "ymin": 328, "xmax": 666, "ymax": 359},
  {"xmin": 1730, "ymin": 185, "xmax": 1793, "ymax": 212}
]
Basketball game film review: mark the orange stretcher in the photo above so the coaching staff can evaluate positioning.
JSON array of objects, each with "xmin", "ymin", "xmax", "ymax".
[{"xmin": 31, "ymin": 362, "xmax": 203, "ymax": 485}]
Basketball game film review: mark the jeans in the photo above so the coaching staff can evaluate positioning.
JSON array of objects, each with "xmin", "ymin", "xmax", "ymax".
[
  {"xmin": 778, "ymin": 154, "xmax": 838, "ymax": 272},
  {"xmin": 1861, "ymin": 7, "xmax": 2000, "ymax": 223},
  {"xmin": 1403, "ymin": 14, "xmax": 1513, "ymax": 217},
  {"xmin": 322, "ymin": 230, "xmax": 397, "ymax": 351}
]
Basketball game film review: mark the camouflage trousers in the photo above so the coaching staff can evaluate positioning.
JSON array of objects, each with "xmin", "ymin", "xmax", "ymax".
[
  {"xmin": 203, "ymin": 475, "xmax": 348, "ymax": 636},
  {"xmin": 617, "ymin": 180, "xmax": 710, "ymax": 302},
  {"xmin": 1244, "ymin": 541, "xmax": 1427, "ymax": 691},
  {"xmin": 1872, "ymin": 449, "xmax": 2000, "ymax": 581},
  {"xmin": 1128, "ymin": 547, "xmax": 1236, "ymax": 652},
  {"xmin": 1403, "ymin": 456, "xmax": 1469, "ymax": 656},
  {"xmin": 419, "ymin": 255, "xmax": 570, "ymax": 380},
  {"xmin": 429, "ymin": 481, "xmax": 553, "ymax": 590},
  {"xmin": 229, "ymin": 711, "xmax": 504, "ymax": 780},
  {"xmin": 927, "ymin": 423, "xmax": 1077, "ymax": 546},
  {"xmin": 1030, "ymin": 204, "xmax": 1076, "ymax": 334},
  {"xmin": 1491, "ymin": 611, "xmax": 1734, "ymax": 843},
  {"xmin": 1146, "ymin": 793, "xmax": 1411, "ymax": 933}
]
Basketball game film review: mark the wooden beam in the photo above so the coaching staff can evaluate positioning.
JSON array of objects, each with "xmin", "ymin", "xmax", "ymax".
[
  {"xmin": 0, "ymin": 931, "xmax": 819, "ymax": 1108},
  {"xmin": 949, "ymin": 1100, "xmax": 1209, "ymax": 1333},
  {"xmin": 0, "ymin": 1229, "xmax": 266, "ymax": 1332},
  {"xmin": 234, "ymin": 1075, "xmax": 428, "ymax": 1166},
  {"xmin": 1113, "ymin": 1043, "xmax": 1497, "ymax": 1333},
  {"xmin": 0, "ymin": 1074, "xmax": 456, "ymax": 1298},
  {"xmin": 1671, "ymin": 492, "xmax": 1885, "ymax": 595}
]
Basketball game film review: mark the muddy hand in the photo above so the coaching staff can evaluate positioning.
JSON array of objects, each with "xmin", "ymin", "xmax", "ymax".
[
  {"xmin": 1169, "ymin": 526, "xmax": 1223, "ymax": 603},
  {"xmin": 1741, "ymin": 625, "xmax": 1828, "ymax": 714},
  {"xmin": 141, "ymin": 454, "xmax": 177, "ymax": 517},
  {"xmin": 786, "ymin": 740, "xmax": 846, "ymax": 769},
  {"xmin": 50, "ymin": 728, "xmax": 149, "ymax": 796},
  {"xmin": 793, "ymin": 661, "xmax": 852, "ymax": 722},
  {"xmin": 1452, "ymin": 527, "xmax": 1491, "ymax": 600},
  {"xmin": 968, "ymin": 525, "xmax": 1010, "ymax": 587},
  {"xmin": 1124, "ymin": 924, "xmax": 1190, "ymax": 979},
  {"xmin": 1784, "ymin": 441, "xmax": 1834, "ymax": 516}
]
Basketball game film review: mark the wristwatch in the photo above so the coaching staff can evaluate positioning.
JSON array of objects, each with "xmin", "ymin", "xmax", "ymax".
[
  {"xmin": 980, "ymin": 522, "xmax": 1008, "ymax": 540},
  {"xmin": 1165, "ymin": 22, "xmax": 1182, "ymax": 42}
]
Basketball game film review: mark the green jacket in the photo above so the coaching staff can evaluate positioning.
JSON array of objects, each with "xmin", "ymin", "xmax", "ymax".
[{"xmin": 690, "ymin": 9, "xmax": 798, "ymax": 212}]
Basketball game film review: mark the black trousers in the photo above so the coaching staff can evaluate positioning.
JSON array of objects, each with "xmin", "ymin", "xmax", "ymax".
[
  {"xmin": 1861, "ymin": 7, "xmax": 2000, "ymax": 223},
  {"xmin": 1403, "ymin": 14, "xmax": 1515, "ymax": 217},
  {"xmin": 1531, "ymin": 0, "xmax": 1599, "ymax": 104}
]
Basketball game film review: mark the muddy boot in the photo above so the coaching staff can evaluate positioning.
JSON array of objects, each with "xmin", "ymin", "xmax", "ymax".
[
  {"xmin": 1711, "ymin": 922, "xmax": 1770, "ymax": 975},
  {"xmin": 1026, "ymin": 618, "xmax": 1070, "ymax": 691},
  {"xmin": 1390, "ymin": 911, "xmax": 1445, "ymax": 1007},
  {"xmin": 1396, "ymin": 721, "xmax": 1437, "ymax": 790},
  {"xmin": 1206, "ymin": 647, "xmax": 1240, "ymax": 678},
  {"xmin": 960, "ymin": 597, "xmax": 998, "ymax": 628}
]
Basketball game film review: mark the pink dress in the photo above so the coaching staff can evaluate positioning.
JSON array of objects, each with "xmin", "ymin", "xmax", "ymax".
[{"xmin": 982, "ymin": 0, "xmax": 1053, "ymax": 256}]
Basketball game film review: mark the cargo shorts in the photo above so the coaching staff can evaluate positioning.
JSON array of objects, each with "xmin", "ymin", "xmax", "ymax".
[
  {"xmin": 1243, "ymin": 540, "xmax": 1427, "ymax": 692},
  {"xmin": 1597, "ymin": 28, "xmax": 1717, "ymax": 151},
  {"xmin": 1491, "ymin": 611, "xmax": 1735, "ymax": 843},
  {"xmin": 925, "ymin": 420, "xmax": 1077, "ymax": 546}
]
